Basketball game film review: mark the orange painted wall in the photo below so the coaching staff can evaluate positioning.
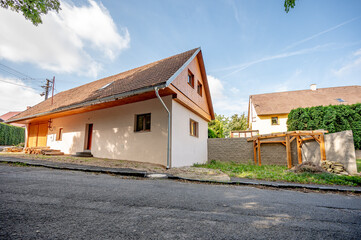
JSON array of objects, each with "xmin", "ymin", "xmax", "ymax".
[{"xmin": 171, "ymin": 56, "xmax": 211, "ymax": 117}]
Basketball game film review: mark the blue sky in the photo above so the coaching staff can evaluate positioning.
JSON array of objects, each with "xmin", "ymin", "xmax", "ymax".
[{"xmin": 0, "ymin": 0, "xmax": 360, "ymax": 116}]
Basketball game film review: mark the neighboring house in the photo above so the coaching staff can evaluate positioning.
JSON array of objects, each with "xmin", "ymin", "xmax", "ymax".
[
  {"xmin": 7, "ymin": 48, "xmax": 215, "ymax": 168},
  {"xmin": 0, "ymin": 112, "xmax": 25, "ymax": 127},
  {"xmin": 248, "ymin": 85, "xmax": 361, "ymax": 134}
]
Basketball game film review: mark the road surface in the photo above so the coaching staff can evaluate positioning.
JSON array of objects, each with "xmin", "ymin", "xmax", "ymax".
[{"xmin": 0, "ymin": 164, "xmax": 360, "ymax": 239}]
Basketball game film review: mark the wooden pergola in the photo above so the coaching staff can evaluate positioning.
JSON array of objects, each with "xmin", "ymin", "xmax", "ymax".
[{"xmin": 247, "ymin": 130, "xmax": 328, "ymax": 168}]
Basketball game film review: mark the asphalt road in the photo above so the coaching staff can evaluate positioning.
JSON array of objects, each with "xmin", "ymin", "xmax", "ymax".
[{"xmin": 1, "ymin": 165, "xmax": 360, "ymax": 239}]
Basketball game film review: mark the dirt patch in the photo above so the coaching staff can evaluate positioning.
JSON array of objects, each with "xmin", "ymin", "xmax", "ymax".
[
  {"xmin": 0, "ymin": 153, "xmax": 230, "ymax": 181},
  {"xmin": 167, "ymin": 167, "xmax": 230, "ymax": 181}
]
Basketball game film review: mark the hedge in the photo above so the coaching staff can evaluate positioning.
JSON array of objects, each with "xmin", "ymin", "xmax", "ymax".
[
  {"xmin": 0, "ymin": 122, "xmax": 25, "ymax": 145},
  {"xmin": 287, "ymin": 103, "xmax": 361, "ymax": 149}
]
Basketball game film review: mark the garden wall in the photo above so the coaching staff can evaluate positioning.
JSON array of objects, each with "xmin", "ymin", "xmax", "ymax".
[
  {"xmin": 301, "ymin": 130, "xmax": 357, "ymax": 174},
  {"xmin": 208, "ymin": 130, "xmax": 357, "ymax": 173},
  {"xmin": 207, "ymin": 138, "xmax": 298, "ymax": 166}
]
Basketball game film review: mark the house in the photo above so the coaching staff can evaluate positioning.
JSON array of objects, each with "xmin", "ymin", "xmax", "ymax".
[
  {"xmin": 7, "ymin": 48, "xmax": 215, "ymax": 168},
  {"xmin": 248, "ymin": 85, "xmax": 361, "ymax": 134},
  {"xmin": 0, "ymin": 112, "xmax": 25, "ymax": 127}
]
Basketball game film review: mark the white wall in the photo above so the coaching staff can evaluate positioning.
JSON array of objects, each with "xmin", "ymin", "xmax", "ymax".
[
  {"xmin": 250, "ymin": 102, "xmax": 288, "ymax": 134},
  {"xmin": 47, "ymin": 96, "xmax": 172, "ymax": 166},
  {"xmin": 171, "ymin": 100, "xmax": 208, "ymax": 167}
]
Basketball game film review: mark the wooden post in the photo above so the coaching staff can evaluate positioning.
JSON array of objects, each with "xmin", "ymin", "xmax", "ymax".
[
  {"xmin": 296, "ymin": 136, "xmax": 302, "ymax": 164},
  {"xmin": 319, "ymin": 133, "xmax": 326, "ymax": 161},
  {"xmin": 253, "ymin": 140, "xmax": 257, "ymax": 165},
  {"xmin": 257, "ymin": 138, "xmax": 261, "ymax": 166},
  {"xmin": 285, "ymin": 134, "xmax": 292, "ymax": 168}
]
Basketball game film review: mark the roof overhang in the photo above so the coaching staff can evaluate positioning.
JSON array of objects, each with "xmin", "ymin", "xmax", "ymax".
[{"xmin": 7, "ymin": 83, "xmax": 169, "ymax": 124}]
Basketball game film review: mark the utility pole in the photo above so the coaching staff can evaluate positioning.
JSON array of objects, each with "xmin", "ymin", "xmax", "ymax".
[
  {"xmin": 41, "ymin": 79, "xmax": 51, "ymax": 100},
  {"xmin": 51, "ymin": 76, "xmax": 55, "ymax": 105}
]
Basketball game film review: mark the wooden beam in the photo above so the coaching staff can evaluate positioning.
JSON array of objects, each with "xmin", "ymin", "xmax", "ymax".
[
  {"xmin": 289, "ymin": 136, "xmax": 296, "ymax": 143},
  {"xmin": 257, "ymin": 138, "xmax": 262, "ymax": 166},
  {"xmin": 312, "ymin": 135, "xmax": 321, "ymax": 143},
  {"xmin": 300, "ymin": 137, "xmax": 314, "ymax": 142},
  {"xmin": 285, "ymin": 135, "xmax": 292, "ymax": 169},
  {"xmin": 320, "ymin": 133, "xmax": 326, "ymax": 161},
  {"xmin": 259, "ymin": 140, "xmax": 286, "ymax": 144},
  {"xmin": 253, "ymin": 141, "xmax": 257, "ymax": 165},
  {"xmin": 296, "ymin": 136, "xmax": 302, "ymax": 164}
]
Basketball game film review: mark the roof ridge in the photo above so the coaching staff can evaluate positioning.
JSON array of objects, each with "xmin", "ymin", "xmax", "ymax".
[{"xmin": 251, "ymin": 85, "xmax": 360, "ymax": 97}]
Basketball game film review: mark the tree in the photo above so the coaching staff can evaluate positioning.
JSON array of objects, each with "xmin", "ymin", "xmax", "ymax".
[
  {"xmin": 284, "ymin": 0, "xmax": 296, "ymax": 13},
  {"xmin": 208, "ymin": 113, "xmax": 248, "ymax": 138},
  {"xmin": 1, "ymin": 0, "xmax": 61, "ymax": 26},
  {"xmin": 208, "ymin": 115, "xmax": 225, "ymax": 138}
]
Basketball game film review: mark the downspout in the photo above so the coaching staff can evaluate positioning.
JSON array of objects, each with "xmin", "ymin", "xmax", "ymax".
[{"xmin": 154, "ymin": 87, "xmax": 171, "ymax": 169}]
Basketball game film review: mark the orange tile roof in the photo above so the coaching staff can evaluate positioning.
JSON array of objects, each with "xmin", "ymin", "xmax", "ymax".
[
  {"xmin": 250, "ymin": 85, "xmax": 361, "ymax": 115},
  {"xmin": 9, "ymin": 48, "xmax": 199, "ymax": 122}
]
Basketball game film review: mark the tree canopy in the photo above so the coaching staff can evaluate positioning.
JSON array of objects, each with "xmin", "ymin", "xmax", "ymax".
[
  {"xmin": 1, "ymin": 0, "xmax": 61, "ymax": 25},
  {"xmin": 208, "ymin": 113, "xmax": 248, "ymax": 138}
]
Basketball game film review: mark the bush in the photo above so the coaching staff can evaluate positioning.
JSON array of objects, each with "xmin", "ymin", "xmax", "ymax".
[
  {"xmin": 208, "ymin": 128, "xmax": 217, "ymax": 138},
  {"xmin": 287, "ymin": 103, "xmax": 361, "ymax": 149},
  {"xmin": 0, "ymin": 123, "xmax": 25, "ymax": 146}
]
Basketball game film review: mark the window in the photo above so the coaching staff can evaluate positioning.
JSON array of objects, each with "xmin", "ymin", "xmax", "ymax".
[
  {"xmin": 56, "ymin": 128, "xmax": 63, "ymax": 141},
  {"xmin": 188, "ymin": 70, "xmax": 194, "ymax": 88},
  {"xmin": 135, "ymin": 113, "xmax": 151, "ymax": 132},
  {"xmin": 271, "ymin": 117, "xmax": 279, "ymax": 125},
  {"xmin": 190, "ymin": 119, "xmax": 198, "ymax": 137},
  {"xmin": 336, "ymin": 98, "xmax": 345, "ymax": 102},
  {"xmin": 197, "ymin": 81, "xmax": 202, "ymax": 96}
]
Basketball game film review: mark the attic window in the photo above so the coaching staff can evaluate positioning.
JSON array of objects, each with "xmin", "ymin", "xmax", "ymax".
[
  {"xmin": 336, "ymin": 98, "xmax": 345, "ymax": 102},
  {"xmin": 197, "ymin": 81, "xmax": 202, "ymax": 96},
  {"xmin": 100, "ymin": 82, "xmax": 113, "ymax": 90},
  {"xmin": 188, "ymin": 70, "xmax": 194, "ymax": 88}
]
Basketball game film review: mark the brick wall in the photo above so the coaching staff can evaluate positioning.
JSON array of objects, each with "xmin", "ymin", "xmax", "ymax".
[
  {"xmin": 208, "ymin": 138, "xmax": 294, "ymax": 166},
  {"xmin": 208, "ymin": 131, "xmax": 357, "ymax": 172}
]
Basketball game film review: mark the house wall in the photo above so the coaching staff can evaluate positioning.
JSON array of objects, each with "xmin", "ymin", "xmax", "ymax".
[
  {"xmin": 171, "ymin": 100, "xmax": 208, "ymax": 167},
  {"xmin": 249, "ymin": 101, "xmax": 288, "ymax": 134},
  {"xmin": 46, "ymin": 96, "xmax": 172, "ymax": 167},
  {"xmin": 171, "ymin": 55, "xmax": 211, "ymax": 116}
]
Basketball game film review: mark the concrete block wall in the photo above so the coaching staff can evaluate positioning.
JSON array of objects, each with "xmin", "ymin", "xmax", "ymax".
[
  {"xmin": 208, "ymin": 138, "xmax": 291, "ymax": 166},
  {"xmin": 208, "ymin": 130, "xmax": 357, "ymax": 172},
  {"xmin": 302, "ymin": 130, "xmax": 357, "ymax": 174}
]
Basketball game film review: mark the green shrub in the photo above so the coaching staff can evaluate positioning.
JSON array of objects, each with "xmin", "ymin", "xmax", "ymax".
[
  {"xmin": 208, "ymin": 128, "xmax": 217, "ymax": 138},
  {"xmin": 287, "ymin": 103, "xmax": 361, "ymax": 149},
  {"xmin": 0, "ymin": 123, "xmax": 25, "ymax": 145}
]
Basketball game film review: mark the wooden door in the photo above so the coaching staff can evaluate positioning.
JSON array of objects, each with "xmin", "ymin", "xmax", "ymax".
[
  {"xmin": 37, "ymin": 123, "xmax": 48, "ymax": 147},
  {"xmin": 27, "ymin": 123, "xmax": 48, "ymax": 147},
  {"xmin": 85, "ymin": 124, "xmax": 93, "ymax": 150},
  {"xmin": 28, "ymin": 124, "xmax": 38, "ymax": 147}
]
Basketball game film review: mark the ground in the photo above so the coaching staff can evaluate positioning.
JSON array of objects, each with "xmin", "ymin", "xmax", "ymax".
[
  {"xmin": 0, "ymin": 153, "xmax": 230, "ymax": 181},
  {"xmin": 1, "ymin": 164, "xmax": 360, "ymax": 239}
]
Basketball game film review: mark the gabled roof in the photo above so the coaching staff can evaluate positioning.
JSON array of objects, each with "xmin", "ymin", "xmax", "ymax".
[
  {"xmin": 0, "ymin": 111, "xmax": 25, "ymax": 127},
  {"xmin": 9, "ymin": 48, "xmax": 213, "ymax": 123},
  {"xmin": 250, "ymin": 85, "xmax": 361, "ymax": 116}
]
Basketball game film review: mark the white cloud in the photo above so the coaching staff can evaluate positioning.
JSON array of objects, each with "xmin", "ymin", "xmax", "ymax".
[
  {"xmin": 0, "ymin": 0, "xmax": 130, "ymax": 77},
  {"xmin": 207, "ymin": 75, "xmax": 248, "ymax": 116},
  {"xmin": 283, "ymin": 17, "xmax": 360, "ymax": 51},
  {"xmin": 0, "ymin": 77, "xmax": 43, "ymax": 114},
  {"xmin": 333, "ymin": 48, "xmax": 361, "ymax": 78}
]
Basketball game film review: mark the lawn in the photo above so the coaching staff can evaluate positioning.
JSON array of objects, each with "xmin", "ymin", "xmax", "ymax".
[{"xmin": 195, "ymin": 160, "xmax": 361, "ymax": 187}]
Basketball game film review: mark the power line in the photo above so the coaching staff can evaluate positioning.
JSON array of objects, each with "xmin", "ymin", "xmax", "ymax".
[
  {"xmin": 0, "ymin": 63, "xmax": 42, "ymax": 82},
  {"xmin": 0, "ymin": 79, "xmax": 36, "ymax": 89}
]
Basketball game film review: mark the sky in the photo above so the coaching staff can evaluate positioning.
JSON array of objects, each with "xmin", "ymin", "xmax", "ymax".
[{"xmin": 0, "ymin": 0, "xmax": 360, "ymax": 117}]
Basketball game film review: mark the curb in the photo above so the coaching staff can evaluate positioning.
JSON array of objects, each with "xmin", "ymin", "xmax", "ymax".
[
  {"xmin": 0, "ymin": 158, "xmax": 147, "ymax": 178},
  {"xmin": 168, "ymin": 175, "xmax": 361, "ymax": 193},
  {"xmin": 1, "ymin": 157, "xmax": 360, "ymax": 193}
]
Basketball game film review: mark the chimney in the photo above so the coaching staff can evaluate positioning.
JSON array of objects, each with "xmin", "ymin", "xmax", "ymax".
[{"xmin": 310, "ymin": 84, "xmax": 317, "ymax": 91}]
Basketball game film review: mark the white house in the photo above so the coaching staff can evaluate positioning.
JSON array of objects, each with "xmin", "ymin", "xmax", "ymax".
[{"xmin": 7, "ymin": 48, "xmax": 215, "ymax": 168}]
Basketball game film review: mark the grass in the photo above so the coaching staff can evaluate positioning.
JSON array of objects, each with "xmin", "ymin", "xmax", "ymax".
[
  {"xmin": 194, "ymin": 160, "xmax": 361, "ymax": 187},
  {"xmin": 357, "ymin": 159, "xmax": 361, "ymax": 173}
]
